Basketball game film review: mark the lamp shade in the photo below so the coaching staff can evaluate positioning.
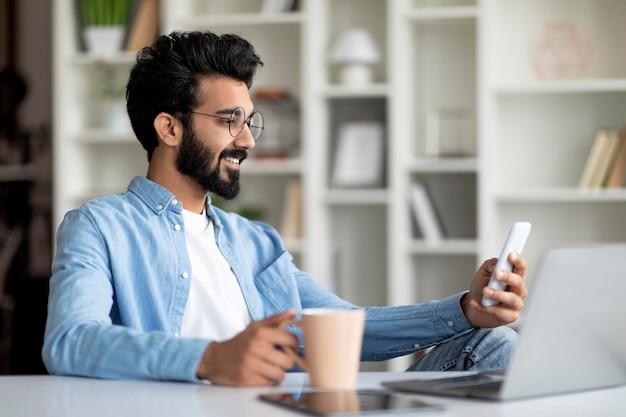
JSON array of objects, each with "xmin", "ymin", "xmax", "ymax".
[{"xmin": 329, "ymin": 28, "xmax": 381, "ymax": 64}]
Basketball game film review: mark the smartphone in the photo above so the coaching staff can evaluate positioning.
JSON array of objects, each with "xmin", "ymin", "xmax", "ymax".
[
  {"xmin": 482, "ymin": 222, "xmax": 532, "ymax": 307},
  {"xmin": 259, "ymin": 389, "xmax": 444, "ymax": 416}
]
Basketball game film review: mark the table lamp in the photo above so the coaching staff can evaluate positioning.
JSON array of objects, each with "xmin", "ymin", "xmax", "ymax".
[{"xmin": 329, "ymin": 28, "xmax": 381, "ymax": 86}]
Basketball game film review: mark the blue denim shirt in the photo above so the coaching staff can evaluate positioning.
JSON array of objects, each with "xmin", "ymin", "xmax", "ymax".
[{"xmin": 43, "ymin": 176, "xmax": 472, "ymax": 382}]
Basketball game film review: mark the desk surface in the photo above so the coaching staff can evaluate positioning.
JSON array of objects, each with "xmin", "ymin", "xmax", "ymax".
[{"xmin": 0, "ymin": 372, "xmax": 624, "ymax": 417}]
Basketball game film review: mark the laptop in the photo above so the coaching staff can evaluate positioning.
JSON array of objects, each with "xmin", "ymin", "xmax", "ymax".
[{"xmin": 382, "ymin": 244, "xmax": 626, "ymax": 401}]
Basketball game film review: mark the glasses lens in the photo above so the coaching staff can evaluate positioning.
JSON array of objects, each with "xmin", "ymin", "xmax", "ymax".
[
  {"xmin": 229, "ymin": 107, "xmax": 246, "ymax": 137},
  {"xmin": 249, "ymin": 111, "xmax": 264, "ymax": 141}
]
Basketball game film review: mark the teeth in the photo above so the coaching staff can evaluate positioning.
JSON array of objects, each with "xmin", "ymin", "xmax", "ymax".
[{"xmin": 225, "ymin": 157, "xmax": 240, "ymax": 165}]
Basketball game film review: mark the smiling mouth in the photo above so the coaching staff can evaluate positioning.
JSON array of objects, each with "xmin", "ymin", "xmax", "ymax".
[
  {"xmin": 221, "ymin": 149, "xmax": 248, "ymax": 167},
  {"xmin": 224, "ymin": 156, "xmax": 241, "ymax": 166}
]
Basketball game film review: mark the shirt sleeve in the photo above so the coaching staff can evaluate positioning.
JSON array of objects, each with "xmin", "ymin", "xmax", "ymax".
[
  {"xmin": 42, "ymin": 209, "xmax": 209, "ymax": 382},
  {"xmin": 359, "ymin": 292, "xmax": 474, "ymax": 361},
  {"xmin": 292, "ymin": 264, "xmax": 473, "ymax": 362}
]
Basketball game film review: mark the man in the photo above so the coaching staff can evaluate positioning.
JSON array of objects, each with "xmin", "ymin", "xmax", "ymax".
[{"xmin": 43, "ymin": 31, "xmax": 527, "ymax": 386}]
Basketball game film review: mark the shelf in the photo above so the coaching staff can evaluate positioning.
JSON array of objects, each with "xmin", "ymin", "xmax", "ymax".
[
  {"xmin": 407, "ymin": 239, "xmax": 478, "ymax": 255},
  {"xmin": 242, "ymin": 157, "xmax": 304, "ymax": 175},
  {"xmin": 170, "ymin": 12, "xmax": 305, "ymax": 29},
  {"xmin": 72, "ymin": 52, "xmax": 137, "ymax": 66},
  {"xmin": 322, "ymin": 84, "xmax": 390, "ymax": 99},
  {"xmin": 496, "ymin": 187, "xmax": 626, "ymax": 203},
  {"xmin": 407, "ymin": 158, "xmax": 477, "ymax": 173},
  {"xmin": 74, "ymin": 129, "xmax": 136, "ymax": 144},
  {"xmin": 406, "ymin": 6, "xmax": 479, "ymax": 22},
  {"xmin": 0, "ymin": 164, "xmax": 37, "ymax": 182},
  {"xmin": 494, "ymin": 79, "xmax": 626, "ymax": 95},
  {"xmin": 325, "ymin": 189, "xmax": 389, "ymax": 205}
]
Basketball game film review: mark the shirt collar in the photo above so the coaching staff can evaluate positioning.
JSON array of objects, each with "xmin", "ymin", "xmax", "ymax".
[
  {"xmin": 127, "ymin": 176, "xmax": 181, "ymax": 215},
  {"xmin": 127, "ymin": 177, "xmax": 223, "ymax": 228}
]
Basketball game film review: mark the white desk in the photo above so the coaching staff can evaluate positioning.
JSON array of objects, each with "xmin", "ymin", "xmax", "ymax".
[{"xmin": 0, "ymin": 372, "xmax": 624, "ymax": 417}]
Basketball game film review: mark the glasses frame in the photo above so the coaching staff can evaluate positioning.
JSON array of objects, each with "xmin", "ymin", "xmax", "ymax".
[{"xmin": 190, "ymin": 107, "xmax": 264, "ymax": 141}]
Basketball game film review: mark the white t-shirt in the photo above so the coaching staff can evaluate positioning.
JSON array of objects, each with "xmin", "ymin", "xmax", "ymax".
[{"xmin": 180, "ymin": 209, "xmax": 251, "ymax": 341}]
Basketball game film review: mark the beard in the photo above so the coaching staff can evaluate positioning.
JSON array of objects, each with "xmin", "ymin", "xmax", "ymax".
[{"xmin": 175, "ymin": 127, "xmax": 247, "ymax": 200}]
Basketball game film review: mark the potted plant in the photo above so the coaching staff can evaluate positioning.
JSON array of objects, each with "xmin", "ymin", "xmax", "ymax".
[
  {"xmin": 80, "ymin": 0, "xmax": 131, "ymax": 56},
  {"xmin": 89, "ymin": 65, "xmax": 131, "ymax": 132}
]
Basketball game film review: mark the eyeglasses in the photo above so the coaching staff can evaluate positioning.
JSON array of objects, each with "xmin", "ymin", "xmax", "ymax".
[{"xmin": 190, "ymin": 107, "xmax": 264, "ymax": 141}]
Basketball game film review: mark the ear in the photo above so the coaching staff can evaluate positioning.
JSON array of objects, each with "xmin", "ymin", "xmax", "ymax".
[{"xmin": 153, "ymin": 112, "xmax": 182, "ymax": 147}]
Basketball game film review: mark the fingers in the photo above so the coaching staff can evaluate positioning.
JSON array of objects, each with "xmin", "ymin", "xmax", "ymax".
[
  {"xmin": 480, "ymin": 254, "xmax": 527, "ymax": 314},
  {"xmin": 254, "ymin": 310, "xmax": 300, "ymax": 355},
  {"xmin": 282, "ymin": 345, "xmax": 308, "ymax": 371},
  {"xmin": 481, "ymin": 284, "xmax": 524, "ymax": 311},
  {"xmin": 488, "ymin": 253, "xmax": 527, "ymax": 296},
  {"xmin": 484, "ymin": 257, "xmax": 498, "ymax": 271},
  {"xmin": 198, "ymin": 310, "xmax": 300, "ymax": 386},
  {"xmin": 478, "ymin": 258, "xmax": 498, "ymax": 279},
  {"xmin": 510, "ymin": 252, "xmax": 527, "ymax": 278},
  {"xmin": 468, "ymin": 296, "xmax": 521, "ymax": 325},
  {"xmin": 482, "ymin": 253, "xmax": 527, "ymax": 313},
  {"xmin": 218, "ymin": 352, "xmax": 288, "ymax": 387},
  {"xmin": 243, "ymin": 328, "xmax": 299, "ymax": 385},
  {"xmin": 465, "ymin": 254, "xmax": 529, "ymax": 327},
  {"xmin": 254, "ymin": 309, "xmax": 297, "ymax": 328}
]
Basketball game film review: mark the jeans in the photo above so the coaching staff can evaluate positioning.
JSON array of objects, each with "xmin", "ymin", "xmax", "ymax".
[{"xmin": 405, "ymin": 327, "xmax": 519, "ymax": 372}]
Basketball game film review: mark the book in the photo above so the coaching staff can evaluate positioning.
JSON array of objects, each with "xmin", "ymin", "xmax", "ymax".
[
  {"xmin": 605, "ymin": 128, "xmax": 626, "ymax": 188},
  {"xmin": 124, "ymin": 0, "xmax": 159, "ymax": 52},
  {"xmin": 578, "ymin": 129, "xmax": 609, "ymax": 188},
  {"xmin": 588, "ymin": 129, "xmax": 620, "ymax": 188},
  {"xmin": 409, "ymin": 181, "xmax": 443, "ymax": 244},
  {"xmin": 279, "ymin": 179, "xmax": 302, "ymax": 240},
  {"xmin": 421, "ymin": 174, "xmax": 476, "ymax": 238}
]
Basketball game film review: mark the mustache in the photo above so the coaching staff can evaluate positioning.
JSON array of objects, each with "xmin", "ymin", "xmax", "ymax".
[{"xmin": 220, "ymin": 149, "xmax": 248, "ymax": 162}]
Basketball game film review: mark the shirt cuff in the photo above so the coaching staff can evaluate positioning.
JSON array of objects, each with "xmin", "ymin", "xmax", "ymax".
[{"xmin": 433, "ymin": 291, "xmax": 473, "ymax": 339}]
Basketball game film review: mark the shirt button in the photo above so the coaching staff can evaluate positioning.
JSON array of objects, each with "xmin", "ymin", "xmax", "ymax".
[
  {"xmin": 182, "ymin": 272, "xmax": 189, "ymax": 279},
  {"xmin": 413, "ymin": 343, "xmax": 420, "ymax": 349},
  {"xmin": 156, "ymin": 204, "xmax": 163, "ymax": 210},
  {"xmin": 174, "ymin": 332, "xmax": 180, "ymax": 337},
  {"xmin": 172, "ymin": 199, "xmax": 178, "ymax": 205},
  {"xmin": 447, "ymin": 321, "xmax": 454, "ymax": 327},
  {"xmin": 174, "ymin": 224, "xmax": 181, "ymax": 231}
]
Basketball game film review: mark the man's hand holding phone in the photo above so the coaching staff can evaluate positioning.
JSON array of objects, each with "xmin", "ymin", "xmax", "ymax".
[{"xmin": 461, "ymin": 222, "xmax": 530, "ymax": 328}]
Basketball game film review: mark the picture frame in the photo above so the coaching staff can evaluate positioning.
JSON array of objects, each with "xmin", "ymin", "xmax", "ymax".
[
  {"xmin": 261, "ymin": 0, "xmax": 295, "ymax": 13},
  {"xmin": 331, "ymin": 122, "xmax": 384, "ymax": 187},
  {"xmin": 425, "ymin": 107, "xmax": 475, "ymax": 157}
]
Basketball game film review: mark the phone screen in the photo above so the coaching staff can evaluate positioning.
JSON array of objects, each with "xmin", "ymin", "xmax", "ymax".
[{"xmin": 259, "ymin": 389, "xmax": 444, "ymax": 416}]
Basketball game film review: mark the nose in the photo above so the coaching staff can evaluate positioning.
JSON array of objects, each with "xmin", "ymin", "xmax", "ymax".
[{"xmin": 234, "ymin": 124, "xmax": 256, "ymax": 150}]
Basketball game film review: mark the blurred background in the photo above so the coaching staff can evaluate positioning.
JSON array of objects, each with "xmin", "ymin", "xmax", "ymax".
[
  {"xmin": 2, "ymin": 0, "xmax": 626, "ymax": 374},
  {"xmin": 0, "ymin": 0, "xmax": 51, "ymax": 375}
]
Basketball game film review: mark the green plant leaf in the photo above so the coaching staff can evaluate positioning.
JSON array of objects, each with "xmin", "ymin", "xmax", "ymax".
[{"xmin": 80, "ymin": 0, "xmax": 130, "ymax": 26}]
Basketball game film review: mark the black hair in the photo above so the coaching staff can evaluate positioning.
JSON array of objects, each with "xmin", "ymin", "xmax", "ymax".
[{"xmin": 126, "ymin": 31, "xmax": 263, "ymax": 161}]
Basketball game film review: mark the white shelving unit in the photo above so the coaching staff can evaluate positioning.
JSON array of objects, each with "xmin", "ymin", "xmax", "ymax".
[
  {"xmin": 52, "ymin": 0, "xmax": 145, "ymax": 222},
  {"xmin": 313, "ymin": 0, "xmax": 390, "ymax": 309},
  {"xmin": 386, "ymin": 0, "xmax": 482, "ymax": 371},
  {"xmin": 53, "ymin": 0, "xmax": 626, "ymax": 372},
  {"xmin": 479, "ymin": 0, "xmax": 626, "ymax": 293},
  {"xmin": 53, "ymin": 0, "xmax": 314, "ymax": 273},
  {"xmin": 162, "ymin": 0, "xmax": 312, "ymax": 273}
]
